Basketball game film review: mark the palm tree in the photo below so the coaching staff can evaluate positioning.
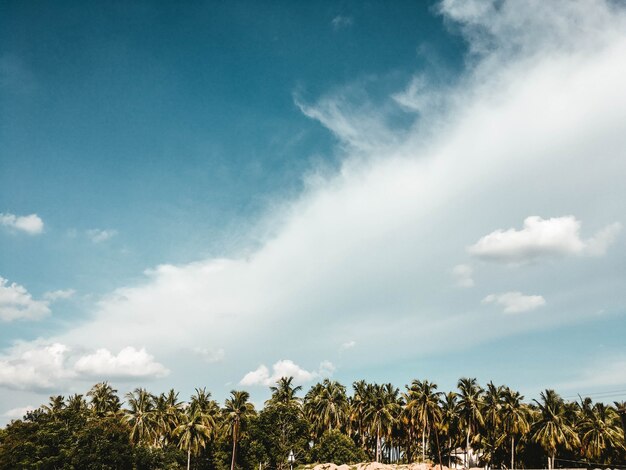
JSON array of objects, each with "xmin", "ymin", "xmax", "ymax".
[
  {"xmin": 405, "ymin": 379, "xmax": 442, "ymax": 462},
  {"xmin": 364, "ymin": 383, "xmax": 400, "ymax": 462},
  {"xmin": 577, "ymin": 401, "xmax": 624, "ymax": 462},
  {"xmin": 500, "ymin": 387, "xmax": 530, "ymax": 470},
  {"xmin": 224, "ymin": 390, "xmax": 255, "ymax": 470},
  {"xmin": 440, "ymin": 392, "xmax": 461, "ymax": 467},
  {"xmin": 532, "ymin": 389, "xmax": 579, "ymax": 470},
  {"xmin": 87, "ymin": 382, "xmax": 121, "ymax": 416},
  {"xmin": 350, "ymin": 380, "xmax": 371, "ymax": 449},
  {"xmin": 457, "ymin": 377, "xmax": 484, "ymax": 468},
  {"xmin": 124, "ymin": 387, "xmax": 155, "ymax": 445},
  {"xmin": 175, "ymin": 406, "xmax": 214, "ymax": 470},
  {"xmin": 268, "ymin": 376, "xmax": 303, "ymax": 408},
  {"xmin": 304, "ymin": 379, "xmax": 348, "ymax": 436}
]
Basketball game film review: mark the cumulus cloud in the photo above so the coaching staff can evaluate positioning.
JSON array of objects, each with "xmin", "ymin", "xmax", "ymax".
[
  {"xmin": 452, "ymin": 264, "xmax": 474, "ymax": 287},
  {"xmin": 73, "ymin": 347, "xmax": 169, "ymax": 379},
  {"xmin": 0, "ymin": 343, "xmax": 167, "ymax": 391},
  {"xmin": 0, "ymin": 343, "xmax": 74, "ymax": 391},
  {"xmin": 240, "ymin": 359, "xmax": 334, "ymax": 386},
  {"xmin": 0, "ymin": 212, "xmax": 44, "ymax": 235},
  {"xmin": 86, "ymin": 229, "xmax": 117, "ymax": 243},
  {"xmin": 468, "ymin": 216, "xmax": 620, "ymax": 264},
  {"xmin": 482, "ymin": 291, "xmax": 546, "ymax": 314},
  {"xmin": 0, "ymin": 277, "xmax": 50, "ymax": 322}
]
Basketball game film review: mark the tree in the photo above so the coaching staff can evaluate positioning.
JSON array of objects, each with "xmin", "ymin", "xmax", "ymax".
[
  {"xmin": 577, "ymin": 401, "xmax": 624, "ymax": 463},
  {"xmin": 311, "ymin": 429, "xmax": 368, "ymax": 464},
  {"xmin": 175, "ymin": 407, "xmax": 214, "ymax": 470},
  {"xmin": 405, "ymin": 379, "xmax": 442, "ymax": 463},
  {"xmin": 305, "ymin": 379, "xmax": 348, "ymax": 437},
  {"xmin": 363, "ymin": 383, "xmax": 400, "ymax": 462},
  {"xmin": 224, "ymin": 390, "xmax": 256, "ymax": 470},
  {"xmin": 87, "ymin": 382, "xmax": 121, "ymax": 416},
  {"xmin": 124, "ymin": 387, "xmax": 156, "ymax": 445},
  {"xmin": 501, "ymin": 388, "xmax": 530, "ymax": 470},
  {"xmin": 457, "ymin": 377, "xmax": 484, "ymax": 467},
  {"xmin": 532, "ymin": 389, "xmax": 579, "ymax": 470},
  {"xmin": 268, "ymin": 377, "xmax": 303, "ymax": 409}
]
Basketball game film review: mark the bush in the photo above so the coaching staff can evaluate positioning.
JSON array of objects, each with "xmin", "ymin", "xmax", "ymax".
[{"xmin": 311, "ymin": 430, "xmax": 367, "ymax": 465}]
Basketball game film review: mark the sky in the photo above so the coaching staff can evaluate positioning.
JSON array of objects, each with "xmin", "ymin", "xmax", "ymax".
[{"xmin": 1, "ymin": 0, "xmax": 626, "ymax": 422}]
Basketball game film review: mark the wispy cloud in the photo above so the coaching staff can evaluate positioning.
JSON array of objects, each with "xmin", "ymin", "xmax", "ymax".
[
  {"xmin": 331, "ymin": 15, "xmax": 353, "ymax": 31},
  {"xmin": 482, "ymin": 291, "xmax": 546, "ymax": 314},
  {"xmin": 86, "ymin": 228, "xmax": 118, "ymax": 243},
  {"xmin": 0, "ymin": 213, "xmax": 44, "ymax": 235}
]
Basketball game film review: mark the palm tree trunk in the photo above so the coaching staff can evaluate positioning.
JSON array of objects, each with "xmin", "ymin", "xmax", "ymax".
[
  {"xmin": 231, "ymin": 433, "xmax": 237, "ymax": 470},
  {"xmin": 448, "ymin": 437, "xmax": 452, "ymax": 468},
  {"xmin": 466, "ymin": 428, "xmax": 470, "ymax": 468},
  {"xmin": 187, "ymin": 448, "xmax": 191, "ymax": 470},
  {"xmin": 510, "ymin": 436, "xmax": 514, "ymax": 470},
  {"xmin": 422, "ymin": 427, "xmax": 426, "ymax": 462},
  {"xmin": 376, "ymin": 421, "xmax": 381, "ymax": 462}
]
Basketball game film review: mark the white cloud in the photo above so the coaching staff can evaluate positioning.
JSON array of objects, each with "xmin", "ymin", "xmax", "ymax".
[
  {"xmin": 340, "ymin": 340, "xmax": 356, "ymax": 351},
  {"xmin": 452, "ymin": 264, "xmax": 474, "ymax": 288},
  {"xmin": 331, "ymin": 15, "xmax": 353, "ymax": 31},
  {"xmin": 86, "ymin": 229, "xmax": 117, "ymax": 243},
  {"xmin": 43, "ymin": 289, "xmax": 76, "ymax": 302},
  {"xmin": 73, "ymin": 347, "xmax": 169, "ymax": 379},
  {"xmin": 240, "ymin": 359, "xmax": 334, "ymax": 386},
  {"xmin": 0, "ymin": 343, "xmax": 168, "ymax": 391},
  {"xmin": 193, "ymin": 347, "xmax": 225, "ymax": 363},
  {"xmin": 0, "ymin": 277, "xmax": 50, "ymax": 322},
  {"xmin": 0, "ymin": 343, "xmax": 75, "ymax": 391},
  {"xmin": 3, "ymin": 405, "xmax": 35, "ymax": 420},
  {"xmin": 0, "ymin": 212, "xmax": 44, "ymax": 235},
  {"xmin": 482, "ymin": 291, "xmax": 546, "ymax": 314},
  {"xmin": 468, "ymin": 216, "xmax": 620, "ymax": 264}
]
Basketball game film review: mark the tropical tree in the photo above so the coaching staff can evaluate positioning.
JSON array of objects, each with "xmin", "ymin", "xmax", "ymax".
[
  {"xmin": 268, "ymin": 377, "xmax": 303, "ymax": 409},
  {"xmin": 124, "ymin": 388, "xmax": 155, "ymax": 445},
  {"xmin": 577, "ymin": 401, "xmax": 624, "ymax": 462},
  {"xmin": 87, "ymin": 382, "xmax": 121, "ymax": 416},
  {"xmin": 457, "ymin": 377, "xmax": 484, "ymax": 467},
  {"xmin": 175, "ymin": 406, "xmax": 214, "ymax": 470},
  {"xmin": 364, "ymin": 383, "xmax": 400, "ymax": 462},
  {"xmin": 405, "ymin": 379, "xmax": 442, "ymax": 462},
  {"xmin": 532, "ymin": 389, "xmax": 579, "ymax": 470},
  {"xmin": 500, "ymin": 387, "xmax": 530, "ymax": 470},
  {"xmin": 224, "ymin": 390, "xmax": 256, "ymax": 470},
  {"xmin": 440, "ymin": 391, "xmax": 461, "ymax": 467},
  {"xmin": 308, "ymin": 379, "xmax": 348, "ymax": 435}
]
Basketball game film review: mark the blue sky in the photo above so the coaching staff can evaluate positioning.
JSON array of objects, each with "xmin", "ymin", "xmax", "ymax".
[{"xmin": 1, "ymin": 0, "xmax": 626, "ymax": 420}]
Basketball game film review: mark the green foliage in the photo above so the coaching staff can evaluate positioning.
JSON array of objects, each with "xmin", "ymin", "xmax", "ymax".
[
  {"xmin": 311, "ymin": 430, "xmax": 367, "ymax": 464},
  {"xmin": 0, "ymin": 379, "xmax": 624, "ymax": 469}
]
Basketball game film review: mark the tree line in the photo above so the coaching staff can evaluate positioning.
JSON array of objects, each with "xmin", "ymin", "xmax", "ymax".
[{"xmin": 0, "ymin": 377, "xmax": 624, "ymax": 469}]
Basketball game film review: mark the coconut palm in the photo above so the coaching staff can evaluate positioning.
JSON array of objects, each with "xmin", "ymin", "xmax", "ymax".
[
  {"xmin": 577, "ymin": 401, "xmax": 624, "ymax": 462},
  {"xmin": 405, "ymin": 379, "xmax": 442, "ymax": 462},
  {"xmin": 175, "ymin": 406, "xmax": 214, "ymax": 470},
  {"xmin": 87, "ymin": 382, "xmax": 121, "ymax": 416},
  {"xmin": 304, "ymin": 379, "xmax": 348, "ymax": 436},
  {"xmin": 500, "ymin": 387, "xmax": 530, "ymax": 470},
  {"xmin": 457, "ymin": 378, "xmax": 484, "ymax": 467},
  {"xmin": 364, "ymin": 383, "xmax": 401, "ymax": 462},
  {"xmin": 440, "ymin": 391, "xmax": 461, "ymax": 467},
  {"xmin": 532, "ymin": 389, "xmax": 579, "ymax": 470},
  {"xmin": 268, "ymin": 376, "xmax": 303, "ymax": 408},
  {"xmin": 224, "ymin": 390, "xmax": 256, "ymax": 470},
  {"xmin": 350, "ymin": 380, "xmax": 371, "ymax": 449},
  {"xmin": 124, "ymin": 387, "xmax": 155, "ymax": 445}
]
